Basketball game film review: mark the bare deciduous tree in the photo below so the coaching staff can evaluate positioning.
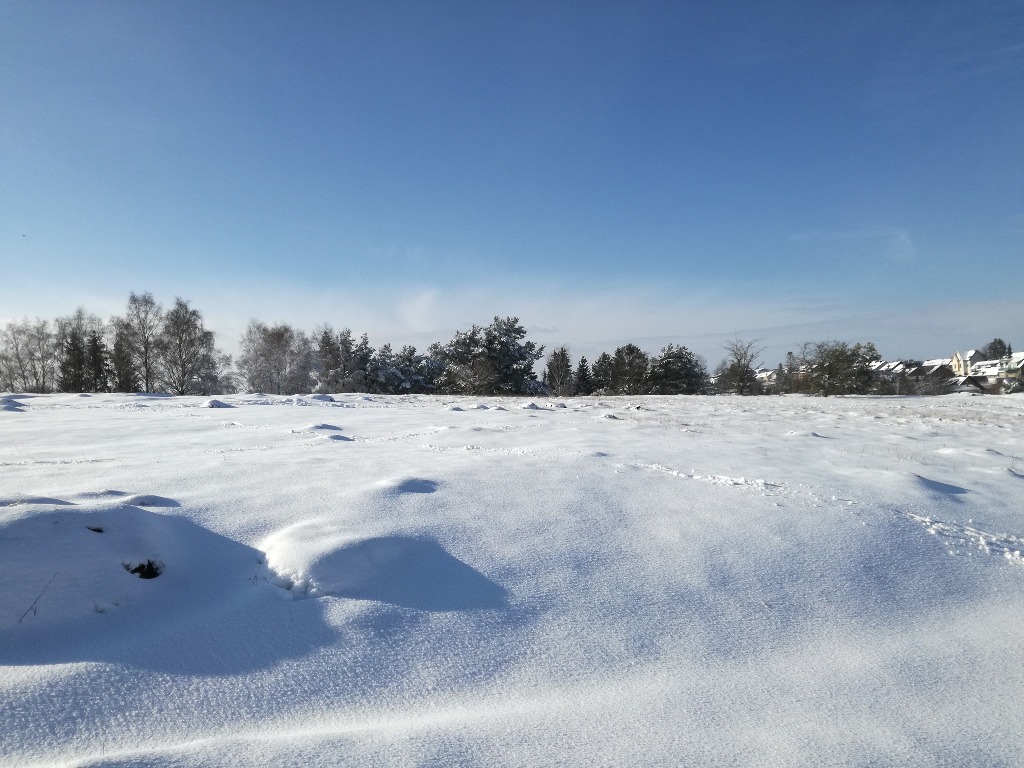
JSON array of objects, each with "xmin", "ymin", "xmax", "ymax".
[
  {"xmin": 158, "ymin": 298, "xmax": 218, "ymax": 395},
  {"xmin": 238, "ymin": 320, "xmax": 313, "ymax": 394},
  {"xmin": 124, "ymin": 292, "xmax": 163, "ymax": 392},
  {"xmin": 719, "ymin": 338, "xmax": 765, "ymax": 395},
  {"xmin": 0, "ymin": 319, "xmax": 58, "ymax": 393}
]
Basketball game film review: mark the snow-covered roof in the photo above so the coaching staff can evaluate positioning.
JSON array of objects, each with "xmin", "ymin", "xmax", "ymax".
[{"xmin": 971, "ymin": 360, "xmax": 1001, "ymax": 376}]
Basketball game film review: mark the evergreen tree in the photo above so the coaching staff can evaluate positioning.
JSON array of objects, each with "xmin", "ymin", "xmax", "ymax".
[
  {"xmin": 801, "ymin": 340, "xmax": 880, "ymax": 396},
  {"xmin": 367, "ymin": 343, "xmax": 404, "ymax": 394},
  {"xmin": 779, "ymin": 351, "xmax": 801, "ymax": 394},
  {"xmin": 545, "ymin": 347, "xmax": 574, "ymax": 396},
  {"xmin": 352, "ymin": 333, "xmax": 373, "ymax": 372},
  {"xmin": 611, "ymin": 343, "xmax": 649, "ymax": 394},
  {"xmin": 574, "ymin": 356, "xmax": 593, "ymax": 395},
  {"xmin": 85, "ymin": 330, "xmax": 111, "ymax": 392},
  {"xmin": 395, "ymin": 345, "xmax": 434, "ymax": 394},
  {"xmin": 591, "ymin": 352, "xmax": 613, "ymax": 393},
  {"xmin": 482, "ymin": 317, "xmax": 544, "ymax": 395},
  {"xmin": 57, "ymin": 327, "xmax": 88, "ymax": 392},
  {"xmin": 648, "ymin": 344, "xmax": 707, "ymax": 394},
  {"xmin": 420, "ymin": 343, "xmax": 447, "ymax": 393},
  {"xmin": 981, "ymin": 338, "xmax": 1010, "ymax": 360},
  {"xmin": 56, "ymin": 308, "xmax": 103, "ymax": 392},
  {"xmin": 314, "ymin": 326, "xmax": 344, "ymax": 392},
  {"xmin": 438, "ymin": 325, "xmax": 496, "ymax": 395},
  {"xmin": 110, "ymin": 320, "xmax": 139, "ymax": 392},
  {"xmin": 337, "ymin": 329, "xmax": 355, "ymax": 378}
]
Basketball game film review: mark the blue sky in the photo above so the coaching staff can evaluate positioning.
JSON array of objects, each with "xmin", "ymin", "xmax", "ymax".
[{"xmin": 2, "ymin": 1, "xmax": 1022, "ymax": 367}]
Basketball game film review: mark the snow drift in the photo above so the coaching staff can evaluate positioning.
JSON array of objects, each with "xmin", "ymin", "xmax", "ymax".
[{"xmin": 1, "ymin": 392, "xmax": 1022, "ymax": 766}]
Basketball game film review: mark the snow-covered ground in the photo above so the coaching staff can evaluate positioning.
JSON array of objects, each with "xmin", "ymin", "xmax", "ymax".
[{"xmin": 2, "ymin": 391, "xmax": 1023, "ymax": 767}]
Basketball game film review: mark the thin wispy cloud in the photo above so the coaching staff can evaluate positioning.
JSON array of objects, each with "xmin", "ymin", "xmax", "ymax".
[{"xmin": 790, "ymin": 227, "xmax": 915, "ymax": 262}]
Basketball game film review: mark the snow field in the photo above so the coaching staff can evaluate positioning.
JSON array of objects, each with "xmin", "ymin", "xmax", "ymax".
[{"xmin": 1, "ymin": 392, "xmax": 1023, "ymax": 766}]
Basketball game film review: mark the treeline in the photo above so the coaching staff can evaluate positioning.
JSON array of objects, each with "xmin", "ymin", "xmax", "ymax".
[
  {"xmin": 10, "ymin": 293, "xmax": 1003, "ymax": 398},
  {"xmin": 715, "ymin": 337, "xmax": 1018, "ymax": 396},
  {"xmin": 236, "ymin": 315, "xmax": 545, "ymax": 396},
  {"xmin": 713, "ymin": 338, "xmax": 896, "ymax": 396},
  {"xmin": 1, "ymin": 294, "xmax": 710, "ymax": 397},
  {"xmin": 542, "ymin": 344, "xmax": 708, "ymax": 396},
  {"xmin": 0, "ymin": 292, "xmax": 233, "ymax": 395},
  {"xmin": 237, "ymin": 318, "xmax": 709, "ymax": 396}
]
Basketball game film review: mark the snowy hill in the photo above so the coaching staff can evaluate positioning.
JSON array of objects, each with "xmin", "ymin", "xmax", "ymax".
[{"xmin": 2, "ymin": 392, "xmax": 1023, "ymax": 766}]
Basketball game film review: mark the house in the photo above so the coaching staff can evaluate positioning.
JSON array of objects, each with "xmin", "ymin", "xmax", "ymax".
[
  {"xmin": 905, "ymin": 362, "xmax": 953, "ymax": 381},
  {"xmin": 951, "ymin": 350, "xmax": 984, "ymax": 377},
  {"xmin": 998, "ymin": 352, "xmax": 1024, "ymax": 380},
  {"xmin": 971, "ymin": 359, "xmax": 1001, "ymax": 379},
  {"xmin": 965, "ymin": 352, "xmax": 1024, "ymax": 392},
  {"xmin": 949, "ymin": 376, "xmax": 986, "ymax": 394}
]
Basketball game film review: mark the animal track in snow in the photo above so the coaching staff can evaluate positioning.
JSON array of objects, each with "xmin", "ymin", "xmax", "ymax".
[
  {"xmin": 905, "ymin": 512, "xmax": 1024, "ymax": 565},
  {"xmin": 0, "ymin": 458, "xmax": 115, "ymax": 467},
  {"xmin": 636, "ymin": 462, "xmax": 783, "ymax": 493}
]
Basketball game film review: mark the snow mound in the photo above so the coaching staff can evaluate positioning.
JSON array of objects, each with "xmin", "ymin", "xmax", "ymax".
[
  {"xmin": 290, "ymin": 423, "xmax": 342, "ymax": 433},
  {"xmin": 262, "ymin": 523, "xmax": 506, "ymax": 611},
  {"xmin": 123, "ymin": 494, "xmax": 180, "ymax": 507},
  {"xmin": 0, "ymin": 500, "xmax": 265, "ymax": 662},
  {"xmin": 0, "ymin": 494, "xmax": 75, "ymax": 507},
  {"xmin": 520, "ymin": 402, "xmax": 540, "ymax": 410},
  {"xmin": 75, "ymin": 489, "xmax": 129, "ymax": 500},
  {"xmin": 204, "ymin": 398, "xmax": 233, "ymax": 408}
]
